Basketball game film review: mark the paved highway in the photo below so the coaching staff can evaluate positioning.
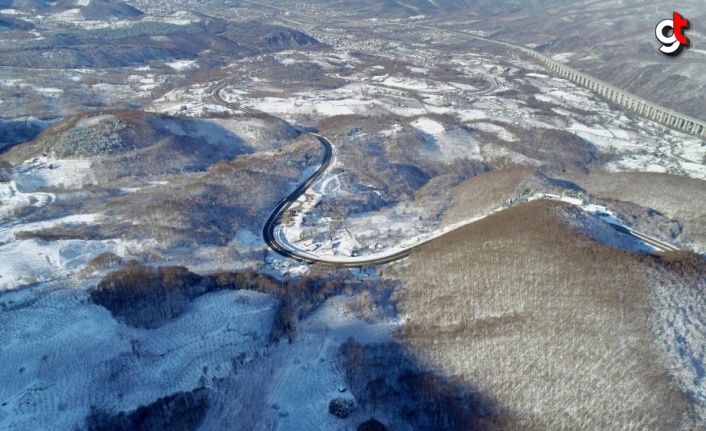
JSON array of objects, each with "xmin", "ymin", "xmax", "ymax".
[
  {"xmin": 214, "ymin": 84, "xmax": 420, "ymax": 266},
  {"xmin": 608, "ymin": 224, "xmax": 680, "ymax": 252},
  {"xmin": 213, "ymin": 81, "xmax": 680, "ymax": 266}
]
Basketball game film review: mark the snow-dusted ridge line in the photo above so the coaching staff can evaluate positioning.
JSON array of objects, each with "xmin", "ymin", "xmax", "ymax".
[
  {"xmin": 213, "ymin": 85, "xmax": 679, "ymax": 265},
  {"xmin": 239, "ymin": 0, "xmax": 705, "ymax": 138}
]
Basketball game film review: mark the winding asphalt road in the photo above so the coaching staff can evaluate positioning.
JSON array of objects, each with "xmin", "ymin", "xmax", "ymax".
[
  {"xmin": 213, "ymin": 82, "xmax": 679, "ymax": 266},
  {"xmin": 214, "ymin": 85, "xmax": 421, "ymax": 266}
]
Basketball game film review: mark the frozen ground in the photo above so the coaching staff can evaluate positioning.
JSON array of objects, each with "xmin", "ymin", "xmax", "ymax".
[
  {"xmin": 0, "ymin": 181, "xmax": 54, "ymax": 221},
  {"xmin": 266, "ymin": 295, "xmax": 399, "ymax": 431},
  {"xmin": 0, "ymin": 154, "xmax": 133, "ymax": 291},
  {"xmin": 14, "ymin": 157, "xmax": 96, "ymax": 191},
  {"xmin": 0, "ymin": 275, "xmax": 398, "ymax": 431},
  {"xmin": 0, "ymin": 238, "xmax": 138, "ymax": 291},
  {"xmin": 0, "ymin": 287, "xmax": 279, "ymax": 430}
]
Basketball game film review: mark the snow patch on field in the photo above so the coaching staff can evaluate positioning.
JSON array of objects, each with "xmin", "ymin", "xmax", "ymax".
[
  {"xmin": 35, "ymin": 88, "xmax": 63, "ymax": 96},
  {"xmin": 551, "ymin": 52, "xmax": 573, "ymax": 63},
  {"xmin": 535, "ymin": 89, "xmax": 593, "ymax": 109},
  {"xmin": 449, "ymin": 82, "xmax": 478, "ymax": 91},
  {"xmin": 49, "ymin": 9, "xmax": 83, "ymax": 21},
  {"xmin": 457, "ymin": 109, "xmax": 487, "ymax": 121},
  {"xmin": 250, "ymin": 97, "xmax": 299, "ymax": 115},
  {"xmin": 76, "ymin": 114, "xmax": 117, "ymax": 128},
  {"xmin": 166, "ymin": 60, "xmax": 197, "ymax": 71},
  {"xmin": 569, "ymin": 121, "xmax": 613, "ymax": 138},
  {"xmin": 567, "ymin": 121, "xmax": 640, "ymax": 152},
  {"xmin": 378, "ymin": 76, "xmax": 426, "ymax": 91},
  {"xmin": 482, "ymin": 144, "xmax": 543, "ymax": 167},
  {"xmin": 433, "ymin": 129, "xmax": 481, "ymax": 162},
  {"xmin": 15, "ymin": 158, "xmax": 95, "ymax": 191},
  {"xmin": 411, "ymin": 117, "xmax": 445, "ymax": 135},
  {"xmin": 606, "ymin": 158, "xmax": 668, "ymax": 174},
  {"xmin": 473, "ymin": 122, "xmax": 517, "ymax": 142},
  {"xmin": 0, "ymin": 213, "xmax": 98, "ymax": 243},
  {"xmin": 408, "ymin": 66, "xmax": 428, "ymax": 74},
  {"xmin": 314, "ymin": 101, "xmax": 355, "ymax": 117},
  {"xmin": 0, "ymin": 238, "xmax": 135, "ymax": 291},
  {"xmin": 0, "ymin": 181, "xmax": 54, "ymax": 221}
]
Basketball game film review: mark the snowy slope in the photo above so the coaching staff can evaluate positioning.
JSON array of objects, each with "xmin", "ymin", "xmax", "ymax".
[{"xmin": 0, "ymin": 288, "xmax": 278, "ymax": 430}]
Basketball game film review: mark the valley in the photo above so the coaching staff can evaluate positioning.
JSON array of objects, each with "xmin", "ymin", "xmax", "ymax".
[{"xmin": 0, "ymin": 1, "xmax": 705, "ymax": 430}]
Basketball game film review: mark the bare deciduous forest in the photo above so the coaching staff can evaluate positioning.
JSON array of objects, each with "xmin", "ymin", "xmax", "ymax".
[{"xmin": 397, "ymin": 200, "xmax": 703, "ymax": 430}]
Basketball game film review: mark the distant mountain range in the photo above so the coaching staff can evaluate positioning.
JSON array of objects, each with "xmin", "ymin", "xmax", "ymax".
[
  {"xmin": 0, "ymin": 6, "xmax": 321, "ymax": 69},
  {"xmin": 0, "ymin": 0, "xmax": 143, "ymax": 19}
]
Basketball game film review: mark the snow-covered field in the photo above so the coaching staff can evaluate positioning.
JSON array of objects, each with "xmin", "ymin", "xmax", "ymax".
[
  {"xmin": 0, "ymin": 238, "xmax": 138, "ymax": 291},
  {"xmin": 0, "ymin": 157, "xmax": 130, "ymax": 291},
  {"xmin": 0, "ymin": 287, "xmax": 279, "ymax": 430},
  {"xmin": 472, "ymin": 122, "xmax": 517, "ymax": 142},
  {"xmin": 13, "ymin": 157, "xmax": 96, "ymax": 191},
  {"xmin": 266, "ymin": 295, "xmax": 399, "ymax": 431},
  {"xmin": 166, "ymin": 59, "xmax": 198, "ymax": 71},
  {"xmin": 0, "ymin": 181, "xmax": 54, "ymax": 221}
]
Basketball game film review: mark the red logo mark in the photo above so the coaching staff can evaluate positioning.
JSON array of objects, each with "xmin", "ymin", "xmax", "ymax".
[{"xmin": 656, "ymin": 12, "xmax": 691, "ymax": 56}]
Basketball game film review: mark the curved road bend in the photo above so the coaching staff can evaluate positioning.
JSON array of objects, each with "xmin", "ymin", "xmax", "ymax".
[
  {"xmin": 214, "ymin": 85, "xmax": 420, "ymax": 266},
  {"xmin": 213, "ymin": 86, "xmax": 679, "ymax": 266}
]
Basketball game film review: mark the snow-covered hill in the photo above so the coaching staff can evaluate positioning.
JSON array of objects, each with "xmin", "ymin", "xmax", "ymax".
[{"xmin": 0, "ymin": 287, "xmax": 278, "ymax": 430}]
